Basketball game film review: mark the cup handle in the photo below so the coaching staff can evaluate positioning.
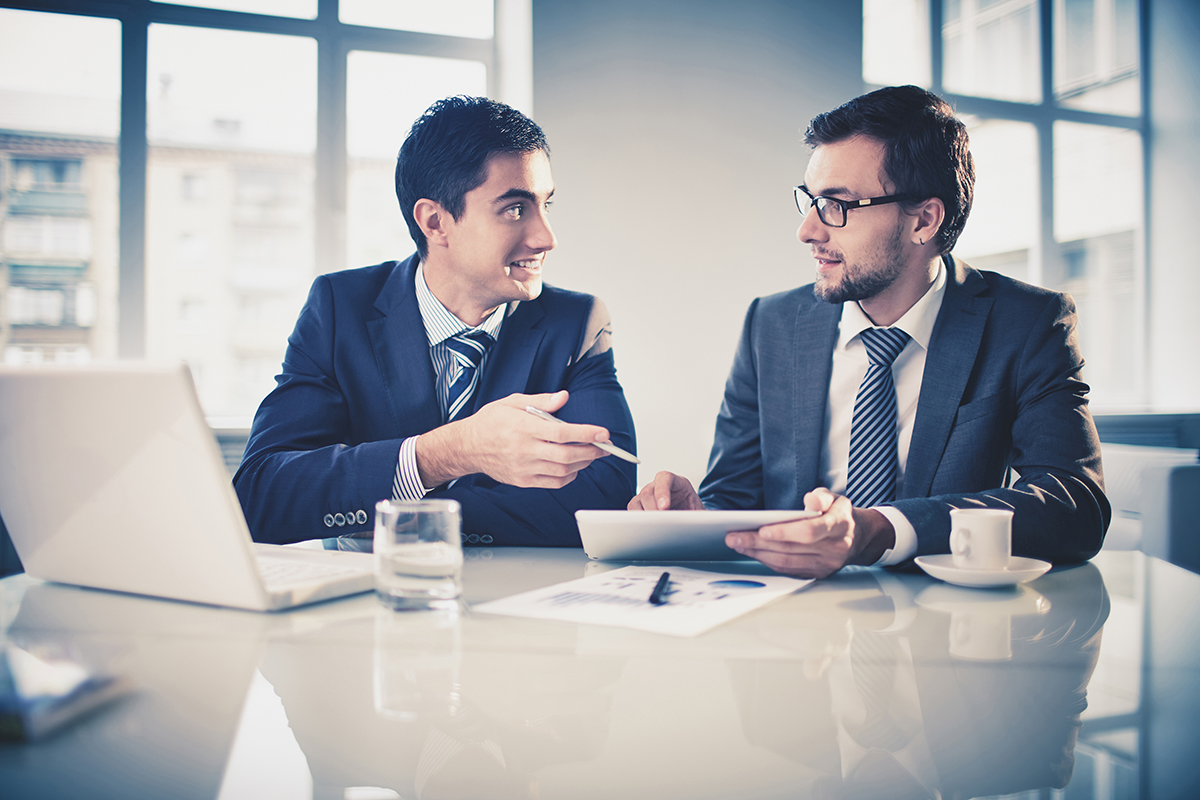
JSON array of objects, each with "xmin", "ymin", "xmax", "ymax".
[{"xmin": 951, "ymin": 528, "xmax": 971, "ymax": 557}]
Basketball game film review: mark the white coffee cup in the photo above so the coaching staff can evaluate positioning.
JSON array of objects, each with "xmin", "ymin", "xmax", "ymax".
[{"xmin": 949, "ymin": 508, "xmax": 1013, "ymax": 571}]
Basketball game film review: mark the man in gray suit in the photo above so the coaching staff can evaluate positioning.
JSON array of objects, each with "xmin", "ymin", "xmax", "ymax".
[{"xmin": 629, "ymin": 85, "xmax": 1110, "ymax": 579}]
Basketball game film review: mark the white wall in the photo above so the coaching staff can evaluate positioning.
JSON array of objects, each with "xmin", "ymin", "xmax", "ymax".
[{"xmin": 532, "ymin": 0, "xmax": 865, "ymax": 488}]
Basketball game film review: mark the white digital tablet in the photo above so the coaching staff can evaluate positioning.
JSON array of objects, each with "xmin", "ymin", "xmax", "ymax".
[{"xmin": 574, "ymin": 509, "xmax": 819, "ymax": 561}]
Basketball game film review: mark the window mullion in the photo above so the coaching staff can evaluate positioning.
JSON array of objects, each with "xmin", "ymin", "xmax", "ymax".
[
  {"xmin": 929, "ymin": 0, "xmax": 944, "ymax": 95},
  {"xmin": 316, "ymin": 0, "xmax": 347, "ymax": 279},
  {"xmin": 118, "ymin": 1, "xmax": 149, "ymax": 358}
]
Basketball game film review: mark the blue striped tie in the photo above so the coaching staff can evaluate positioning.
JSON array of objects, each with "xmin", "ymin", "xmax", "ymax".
[
  {"xmin": 846, "ymin": 327, "xmax": 910, "ymax": 508},
  {"xmin": 444, "ymin": 330, "xmax": 494, "ymax": 422}
]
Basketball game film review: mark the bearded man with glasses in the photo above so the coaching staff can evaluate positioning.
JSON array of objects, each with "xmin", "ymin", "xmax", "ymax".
[{"xmin": 629, "ymin": 85, "xmax": 1110, "ymax": 579}]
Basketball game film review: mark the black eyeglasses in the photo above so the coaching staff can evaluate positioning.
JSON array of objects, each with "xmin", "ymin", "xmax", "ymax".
[{"xmin": 794, "ymin": 185, "xmax": 913, "ymax": 228}]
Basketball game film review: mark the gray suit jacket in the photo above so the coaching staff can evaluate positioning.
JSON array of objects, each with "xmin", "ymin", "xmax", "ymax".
[{"xmin": 699, "ymin": 256, "xmax": 1110, "ymax": 564}]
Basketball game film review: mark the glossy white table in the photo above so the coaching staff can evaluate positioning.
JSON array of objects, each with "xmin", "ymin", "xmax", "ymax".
[{"xmin": 1, "ymin": 549, "xmax": 1197, "ymax": 800}]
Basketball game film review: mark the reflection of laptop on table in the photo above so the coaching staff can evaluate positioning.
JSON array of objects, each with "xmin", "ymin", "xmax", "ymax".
[
  {"xmin": 0, "ymin": 363, "xmax": 373, "ymax": 611},
  {"xmin": 575, "ymin": 509, "xmax": 818, "ymax": 561}
]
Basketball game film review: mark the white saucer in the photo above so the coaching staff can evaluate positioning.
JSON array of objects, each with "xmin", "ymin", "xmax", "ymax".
[{"xmin": 914, "ymin": 554, "xmax": 1052, "ymax": 588}]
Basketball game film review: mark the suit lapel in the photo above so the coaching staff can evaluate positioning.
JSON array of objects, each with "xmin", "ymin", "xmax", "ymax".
[
  {"xmin": 904, "ymin": 257, "xmax": 993, "ymax": 498},
  {"xmin": 366, "ymin": 257, "xmax": 442, "ymax": 435},
  {"xmin": 796, "ymin": 300, "xmax": 841, "ymax": 495},
  {"xmin": 475, "ymin": 298, "xmax": 546, "ymax": 408}
]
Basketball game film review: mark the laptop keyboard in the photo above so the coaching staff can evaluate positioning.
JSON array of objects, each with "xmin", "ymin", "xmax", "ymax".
[{"xmin": 257, "ymin": 556, "xmax": 366, "ymax": 589}]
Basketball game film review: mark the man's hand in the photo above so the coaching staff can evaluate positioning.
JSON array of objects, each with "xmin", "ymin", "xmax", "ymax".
[
  {"xmin": 414, "ymin": 390, "xmax": 611, "ymax": 489},
  {"xmin": 627, "ymin": 471, "xmax": 705, "ymax": 511},
  {"xmin": 724, "ymin": 488, "xmax": 896, "ymax": 579}
]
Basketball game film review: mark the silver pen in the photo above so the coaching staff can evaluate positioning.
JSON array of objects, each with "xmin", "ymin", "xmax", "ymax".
[{"xmin": 524, "ymin": 405, "xmax": 641, "ymax": 464}]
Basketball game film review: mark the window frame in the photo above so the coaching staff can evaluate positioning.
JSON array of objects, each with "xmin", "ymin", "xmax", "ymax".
[
  {"xmin": 0, "ymin": 0, "xmax": 519, "ymax": 357},
  {"xmin": 865, "ymin": 0, "xmax": 1151, "ymax": 404}
]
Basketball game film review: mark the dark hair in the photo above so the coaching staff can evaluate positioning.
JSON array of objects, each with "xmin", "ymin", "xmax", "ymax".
[
  {"xmin": 805, "ymin": 85, "xmax": 974, "ymax": 255},
  {"xmin": 395, "ymin": 96, "xmax": 549, "ymax": 259}
]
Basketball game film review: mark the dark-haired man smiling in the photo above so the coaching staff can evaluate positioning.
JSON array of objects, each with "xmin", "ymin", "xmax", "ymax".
[{"xmin": 236, "ymin": 96, "xmax": 636, "ymax": 546}]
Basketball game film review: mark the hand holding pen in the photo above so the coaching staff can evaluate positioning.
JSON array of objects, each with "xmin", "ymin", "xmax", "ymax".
[
  {"xmin": 524, "ymin": 405, "xmax": 640, "ymax": 464},
  {"xmin": 416, "ymin": 391, "xmax": 621, "ymax": 490}
]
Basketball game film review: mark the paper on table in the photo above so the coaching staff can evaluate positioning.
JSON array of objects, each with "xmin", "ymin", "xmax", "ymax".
[{"xmin": 472, "ymin": 565, "xmax": 811, "ymax": 637}]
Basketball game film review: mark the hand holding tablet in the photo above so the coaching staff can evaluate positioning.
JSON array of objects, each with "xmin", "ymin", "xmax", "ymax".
[{"xmin": 575, "ymin": 509, "xmax": 819, "ymax": 561}]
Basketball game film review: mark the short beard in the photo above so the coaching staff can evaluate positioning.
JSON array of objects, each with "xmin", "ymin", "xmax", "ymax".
[{"xmin": 812, "ymin": 223, "xmax": 907, "ymax": 304}]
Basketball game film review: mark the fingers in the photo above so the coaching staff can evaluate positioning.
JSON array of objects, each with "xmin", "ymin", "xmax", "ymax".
[
  {"xmin": 725, "ymin": 493, "xmax": 857, "ymax": 578},
  {"xmin": 804, "ymin": 487, "xmax": 836, "ymax": 513},
  {"xmin": 519, "ymin": 391, "xmax": 613, "ymax": 446},
  {"xmin": 724, "ymin": 532, "xmax": 845, "ymax": 579},
  {"xmin": 627, "ymin": 471, "xmax": 701, "ymax": 511},
  {"xmin": 652, "ymin": 470, "xmax": 677, "ymax": 510},
  {"xmin": 536, "ymin": 389, "xmax": 570, "ymax": 413}
]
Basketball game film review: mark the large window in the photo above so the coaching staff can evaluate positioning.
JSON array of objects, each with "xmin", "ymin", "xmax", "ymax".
[
  {"xmin": 863, "ymin": 0, "xmax": 1146, "ymax": 410},
  {"xmin": 0, "ymin": 0, "xmax": 529, "ymax": 422}
]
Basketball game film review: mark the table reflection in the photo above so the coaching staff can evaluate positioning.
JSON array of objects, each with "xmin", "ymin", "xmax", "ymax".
[
  {"xmin": 1, "ymin": 582, "xmax": 273, "ymax": 800},
  {"xmin": 727, "ymin": 564, "xmax": 1109, "ymax": 800},
  {"xmin": 0, "ymin": 552, "xmax": 1148, "ymax": 800},
  {"xmin": 260, "ymin": 602, "xmax": 624, "ymax": 800}
]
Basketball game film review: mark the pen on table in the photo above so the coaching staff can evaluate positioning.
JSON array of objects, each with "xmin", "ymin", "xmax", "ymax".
[
  {"xmin": 523, "ymin": 405, "xmax": 641, "ymax": 464},
  {"xmin": 648, "ymin": 571, "xmax": 671, "ymax": 605}
]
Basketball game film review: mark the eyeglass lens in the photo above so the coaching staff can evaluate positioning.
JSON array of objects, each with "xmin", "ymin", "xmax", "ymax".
[{"xmin": 796, "ymin": 188, "xmax": 845, "ymax": 227}]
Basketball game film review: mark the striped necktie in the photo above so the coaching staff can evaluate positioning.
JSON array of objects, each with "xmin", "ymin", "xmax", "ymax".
[
  {"xmin": 845, "ymin": 327, "xmax": 910, "ymax": 508},
  {"xmin": 444, "ymin": 330, "xmax": 494, "ymax": 422}
]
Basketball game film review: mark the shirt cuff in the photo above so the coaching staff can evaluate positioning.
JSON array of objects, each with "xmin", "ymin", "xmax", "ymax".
[
  {"xmin": 392, "ymin": 436, "xmax": 429, "ymax": 501},
  {"xmin": 871, "ymin": 505, "xmax": 918, "ymax": 566}
]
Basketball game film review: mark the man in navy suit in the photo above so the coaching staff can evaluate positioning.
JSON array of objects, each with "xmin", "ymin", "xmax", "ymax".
[
  {"xmin": 630, "ymin": 85, "xmax": 1109, "ymax": 578},
  {"xmin": 236, "ymin": 97, "xmax": 636, "ymax": 546}
]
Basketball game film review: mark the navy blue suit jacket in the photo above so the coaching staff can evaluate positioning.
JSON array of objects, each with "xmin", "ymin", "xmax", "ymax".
[
  {"xmin": 699, "ymin": 256, "xmax": 1110, "ymax": 564},
  {"xmin": 234, "ymin": 256, "xmax": 637, "ymax": 546}
]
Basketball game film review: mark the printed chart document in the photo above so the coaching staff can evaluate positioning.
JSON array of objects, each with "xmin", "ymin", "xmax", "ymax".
[{"xmin": 473, "ymin": 565, "xmax": 811, "ymax": 637}]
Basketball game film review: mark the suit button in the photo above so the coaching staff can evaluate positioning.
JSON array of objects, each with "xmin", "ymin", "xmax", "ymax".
[
  {"xmin": 481, "ymin": 534, "xmax": 493, "ymax": 544},
  {"xmin": 334, "ymin": 513, "xmax": 346, "ymax": 526},
  {"xmin": 324, "ymin": 514, "xmax": 335, "ymax": 527},
  {"xmin": 356, "ymin": 509, "xmax": 368, "ymax": 524}
]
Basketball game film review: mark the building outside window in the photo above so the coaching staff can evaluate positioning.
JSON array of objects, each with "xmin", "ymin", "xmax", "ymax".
[
  {"xmin": 864, "ymin": 0, "xmax": 1146, "ymax": 410},
  {"xmin": 0, "ymin": 0, "xmax": 528, "ymax": 423}
]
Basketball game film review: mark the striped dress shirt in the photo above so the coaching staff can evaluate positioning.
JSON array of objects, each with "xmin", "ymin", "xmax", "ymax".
[{"xmin": 392, "ymin": 264, "xmax": 507, "ymax": 501}]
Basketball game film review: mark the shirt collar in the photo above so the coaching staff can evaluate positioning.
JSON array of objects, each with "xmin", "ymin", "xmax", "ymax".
[
  {"xmin": 835, "ymin": 255, "xmax": 948, "ymax": 351},
  {"xmin": 414, "ymin": 263, "xmax": 506, "ymax": 347}
]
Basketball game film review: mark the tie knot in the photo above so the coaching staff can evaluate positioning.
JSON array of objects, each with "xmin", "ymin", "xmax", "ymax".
[
  {"xmin": 860, "ymin": 327, "xmax": 910, "ymax": 368},
  {"xmin": 446, "ymin": 330, "xmax": 494, "ymax": 369}
]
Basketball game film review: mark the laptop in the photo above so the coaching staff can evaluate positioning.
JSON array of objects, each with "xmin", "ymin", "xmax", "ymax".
[
  {"xmin": 575, "ymin": 509, "xmax": 818, "ymax": 561},
  {"xmin": 0, "ymin": 362, "xmax": 374, "ymax": 611}
]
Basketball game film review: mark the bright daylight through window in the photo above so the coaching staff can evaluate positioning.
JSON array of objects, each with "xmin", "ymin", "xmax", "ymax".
[
  {"xmin": 0, "ymin": 0, "xmax": 515, "ymax": 424},
  {"xmin": 863, "ymin": 0, "xmax": 1145, "ymax": 409}
]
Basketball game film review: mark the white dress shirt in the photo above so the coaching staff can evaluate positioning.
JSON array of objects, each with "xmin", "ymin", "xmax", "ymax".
[
  {"xmin": 821, "ymin": 258, "xmax": 948, "ymax": 565},
  {"xmin": 392, "ymin": 264, "xmax": 507, "ymax": 501}
]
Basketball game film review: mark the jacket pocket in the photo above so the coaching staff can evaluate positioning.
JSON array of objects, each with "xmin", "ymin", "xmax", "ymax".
[{"xmin": 954, "ymin": 391, "xmax": 1006, "ymax": 425}]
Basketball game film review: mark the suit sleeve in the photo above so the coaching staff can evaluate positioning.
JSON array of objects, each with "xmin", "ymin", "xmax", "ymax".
[
  {"xmin": 234, "ymin": 275, "xmax": 400, "ymax": 543},
  {"xmin": 234, "ymin": 282, "xmax": 637, "ymax": 546},
  {"xmin": 699, "ymin": 298, "xmax": 767, "ymax": 510},
  {"xmin": 890, "ymin": 292, "xmax": 1111, "ymax": 564},
  {"xmin": 437, "ymin": 342, "xmax": 638, "ymax": 547}
]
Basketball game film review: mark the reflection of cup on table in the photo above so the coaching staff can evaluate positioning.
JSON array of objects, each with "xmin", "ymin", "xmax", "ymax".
[
  {"xmin": 950, "ymin": 612, "xmax": 1013, "ymax": 660},
  {"xmin": 917, "ymin": 583, "xmax": 1050, "ymax": 661},
  {"xmin": 373, "ymin": 605, "xmax": 463, "ymax": 721},
  {"xmin": 374, "ymin": 499, "xmax": 464, "ymax": 610},
  {"xmin": 949, "ymin": 508, "xmax": 1013, "ymax": 570}
]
